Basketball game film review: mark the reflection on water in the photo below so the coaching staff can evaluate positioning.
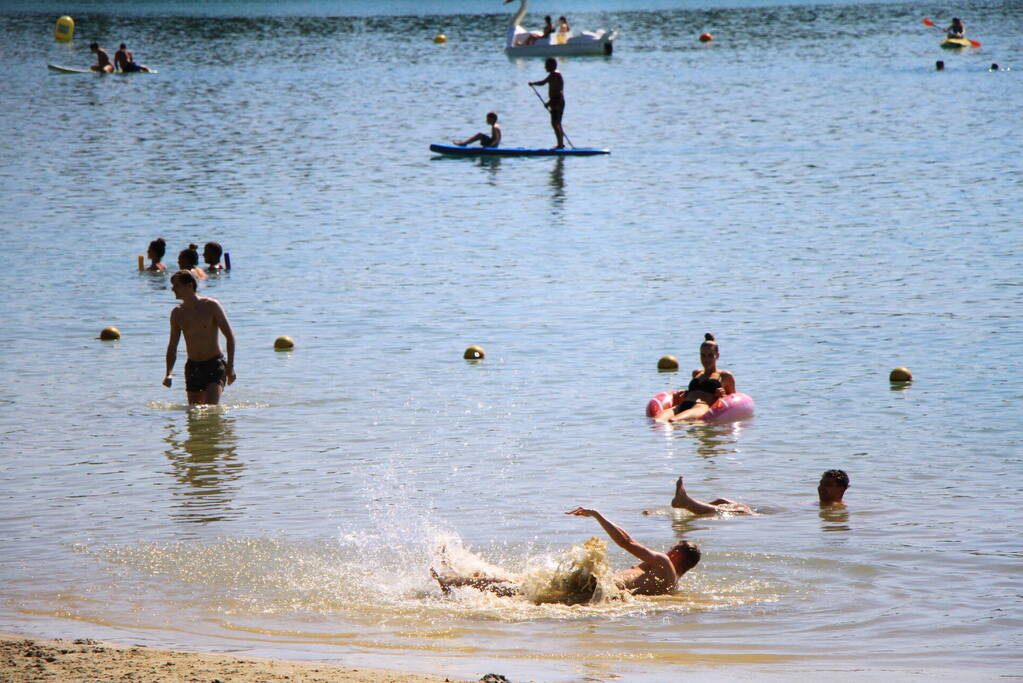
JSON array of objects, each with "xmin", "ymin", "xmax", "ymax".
[
  {"xmin": 548, "ymin": 156, "xmax": 565, "ymax": 209},
  {"xmin": 819, "ymin": 505, "xmax": 850, "ymax": 532},
  {"xmin": 163, "ymin": 410, "xmax": 242, "ymax": 524},
  {"xmin": 654, "ymin": 420, "xmax": 750, "ymax": 458}
]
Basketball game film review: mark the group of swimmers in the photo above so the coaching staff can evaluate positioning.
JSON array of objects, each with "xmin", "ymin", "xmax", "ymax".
[
  {"xmin": 432, "ymin": 470, "xmax": 850, "ymax": 601},
  {"xmin": 453, "ymin": 57, "xmax": 566, "ymax": 149},
  {"xmin": 89, "ymin": 41, "xmax": 152, "ymax": 73},
  {"xmin": 143, "ymin": 238, "xmax": 227, "ymax": 279},
  {"xmin": 431, "ymin": 330, "xmax": 852, "ymax": 602}
]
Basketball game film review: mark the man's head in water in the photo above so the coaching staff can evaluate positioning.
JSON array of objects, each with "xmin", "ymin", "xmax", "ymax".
[
  {"xmin": 666, "ymin": 541, "xmax": 701, "ymax": 575},
  {"xmin": 818, "ymin": 469, "xmax": 849, "ymax": 505},
  {"xmin": 170, "ymin": 269, "xmax": 198, "ymax": 298},
  {"xmin": 203, "ymin": 241, "xmax": 223, "ymax": 267}
]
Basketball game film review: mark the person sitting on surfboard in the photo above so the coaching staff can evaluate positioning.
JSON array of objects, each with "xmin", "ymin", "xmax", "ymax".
[
  {"xmin": 114, "ymin": 43, "xmax": 151, "ymax": 73},
  {"xmin": 431, "ymin": 507, "xmax": 701, "ymax": 600},
  {"xmin": 653, "ymin": 333, "xmax": 737, "ymax": 422},
  {"xmin": 89, "ymin": 42, "xmax": 114, "ymax": 73},
  {"xmin": 529, "ymin": 58, "xmax": 566, "ymax": 149},
  {"xmin": 944, "ymin": 17, "xmax": 965, "ymax": 39},
  {"xmin": 453, "ymin": 111, "xmax": 501, "ymax": 148}
]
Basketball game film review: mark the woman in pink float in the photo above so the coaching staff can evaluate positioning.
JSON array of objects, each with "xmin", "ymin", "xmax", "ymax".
[{"xmin": 654, "ymin": 333, "xmax": 736, "ymax": 422}]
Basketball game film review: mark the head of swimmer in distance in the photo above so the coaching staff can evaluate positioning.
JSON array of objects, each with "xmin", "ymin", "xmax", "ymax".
[{"xmin": 818, "ymin": 469, "xmax": 849, "ymax": 504}]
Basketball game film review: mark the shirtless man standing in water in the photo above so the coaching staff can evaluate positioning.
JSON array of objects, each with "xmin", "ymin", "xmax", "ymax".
[
  {"xmin": 432, "ymin": 508, "xmax": 700, "ymax": 599},
  {"xmin": 163, "ymin": 270, "xmax": 236, "ymax": 405}
]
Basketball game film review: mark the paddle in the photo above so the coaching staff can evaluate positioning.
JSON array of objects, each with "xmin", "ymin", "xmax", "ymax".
[
  {"xmin": 529, "ymin": 84, "xmax": 576, "ymax": 149},
  {"xmin": 922, "ymin": 18, "xmax": 981, "ymax": 47}
]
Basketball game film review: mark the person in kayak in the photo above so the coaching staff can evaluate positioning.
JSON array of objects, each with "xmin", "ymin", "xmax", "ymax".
[
  {"xmin": 431, "ymin": 507, "xmax": 701, "ymax": 599},
  {"xmin": 653, "ymin": 332, "xmax": 737, "ymax": 422},
  {"xmin": 529, "ymin": 58, "xmax": 566, "ymax": 149},
  {"xmin": 453, "ymin": 111, "xmax": 501, "ymax": 148},
  {"xmin": 944, "ymin": 17, "xmax": 965, "ymax": 39},
  {"xmin": 114, "ymin": 43, "xmax": 151, "ymax": 73},
  {"xmin": 89, "ymin": 42, "xmax": 114, "ymax": 73}
]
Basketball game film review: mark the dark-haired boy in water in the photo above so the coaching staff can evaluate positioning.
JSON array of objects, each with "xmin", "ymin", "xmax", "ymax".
[
  {"xmin": 453, "ymin": 111, "xmax": 501, "ymax": 148},
  {"xmin": 431, "ymin": 508, "xmax": 700, "ymax": 599},
  {"xmin": 163, "ymin": 270, "xmax": 236, "ymax": 406},
  {"xmin": 529, "ymin": 58, "xmax": 565, "ymax": 149},
  {"xmin": 178, "ymin": 244, "xmax": 207, "ymax": 280},
  {"xmin": 668, "ymin": 475, "xmax": 754, "ymax": 515},
  {"xmin": 114, "ymin": 43, "xmax": 151, "ymax": 73}
]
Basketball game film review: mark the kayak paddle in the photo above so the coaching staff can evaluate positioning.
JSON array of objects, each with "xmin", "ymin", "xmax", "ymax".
[{"xmin": 922, "ymin": 18, "xmax": 981, "ymax": 47}]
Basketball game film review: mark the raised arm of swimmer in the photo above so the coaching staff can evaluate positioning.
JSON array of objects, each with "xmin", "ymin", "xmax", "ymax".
[{"xmin": 565, "ymin": 507, "xmax": 664, "ymax": 566}]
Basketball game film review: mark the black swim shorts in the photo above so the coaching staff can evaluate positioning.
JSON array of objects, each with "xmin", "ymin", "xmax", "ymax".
[{"xmin": 184, "ymin": 354, "xmax": 227, "ymax": 392}]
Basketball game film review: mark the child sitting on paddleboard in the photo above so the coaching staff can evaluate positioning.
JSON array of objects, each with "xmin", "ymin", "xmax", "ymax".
[{"xmin": 453, "ymin": 111, "xmax": 501, "ymax": 148}]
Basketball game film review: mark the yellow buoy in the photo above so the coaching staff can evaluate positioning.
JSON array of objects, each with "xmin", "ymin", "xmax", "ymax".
[
  {"xmin": 464, "ymin": 345, "xmax": 484, "ymax": 360},
  {"xmin": 274, "ymin": 335, "xmax": 295, "ymax": 351},
  {"xmin": 54, "ymin": 15, "xmax": 75, "ymax": 42},
  {"xmin": 433, "ymin": 33, "xmax": 448, "ymax": 44},
  {"xmin": 99, "ymin": 326, "xmax": 121, "ymax": 341},
  {"xmin": 889, "ymin": 366, "xmax": 912, "ymax": 382},
  {"xmin": 699, "ymin": 32, "xmax": 713, "ymax": 43},
  {"xmin": 657, "ymin": 355, "xmax": 679, "ymax": 371}
]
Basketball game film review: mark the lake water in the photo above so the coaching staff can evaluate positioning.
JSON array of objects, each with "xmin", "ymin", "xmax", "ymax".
[{"xmin": 1, "ymin": 0, "xmax": 1021, "ymax": 680}]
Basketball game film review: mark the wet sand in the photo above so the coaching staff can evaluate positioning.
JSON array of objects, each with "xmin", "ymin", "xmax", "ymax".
[{"xmin": 0, "ymin": 632, "xmax": 469, "ymax": 683}]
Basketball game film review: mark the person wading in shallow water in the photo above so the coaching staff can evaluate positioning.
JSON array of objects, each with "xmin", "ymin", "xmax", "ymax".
[
  {"xmin": 431, "ymin": 507, "xmax": 700, "ymax": 600},
  {"xmin": 163, "ymin": 270, "xmax": 236, "ymax": 406}
]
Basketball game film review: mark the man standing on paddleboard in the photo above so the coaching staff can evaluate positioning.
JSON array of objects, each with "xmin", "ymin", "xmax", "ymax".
[
  {"xmin": 530, "ymin": 57, "xmax": 565, "ymax": 149},
  {"xmin": 163, "ymin": 270, "xmax": 236, "ymax": 406}
]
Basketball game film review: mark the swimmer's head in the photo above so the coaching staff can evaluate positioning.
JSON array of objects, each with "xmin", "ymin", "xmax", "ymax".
[
  {"xmin": 203, "ymin": 241, "xmax": 223, "ymax": 265},
  {"xmin": 818, "ymin": 469, "xmax": 849, "ymax": 504},
  {"xmin": 699, "ymin": 332, "xmax": 719, "ymax": 362},
  {"xmin": 148, "ymin": 237, "xmax": 166, "ymax": 262},
  {"xmin": 666, "ymin": 541, "xmax": 701, "ymax": 575},
  {"xmin": 170, "ymin": 269, "xmax": 198, "ymax": 293},
  {"xmin": 178, "ymin": 243, "xmax": 199, "ymax": 270}
]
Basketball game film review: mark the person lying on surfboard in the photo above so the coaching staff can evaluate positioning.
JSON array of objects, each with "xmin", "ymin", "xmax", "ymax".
[
  {"xmin": 89, "ymin": 42, "xmax": 114, "ymax": 73},
  {"xmin": 453, "ymin": 111, "xmax": 501, "ymax": 148},
  {"xmin": 114, "ymin": 43, "xmax": 152, "ymax": 73}
]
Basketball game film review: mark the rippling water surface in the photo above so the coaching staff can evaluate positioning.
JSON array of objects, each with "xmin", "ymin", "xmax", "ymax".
[{"xmin": 1, "ymin": 0, "xmax": 1021, "ymax": 680}]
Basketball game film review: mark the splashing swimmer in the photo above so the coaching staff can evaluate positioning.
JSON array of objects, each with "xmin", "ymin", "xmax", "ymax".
[
  {"xmin": 163, "ymin": 270, "xmax": 236, "ymax": 406},
  {"xmin": 431, "ymin": 508, "xmax": 700, "ymax": 601}
]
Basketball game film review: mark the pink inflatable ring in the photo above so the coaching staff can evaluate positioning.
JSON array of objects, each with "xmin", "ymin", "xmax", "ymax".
[{"xmin": 646, "ymin": 391, "xmax": 755, "ymax": 421}]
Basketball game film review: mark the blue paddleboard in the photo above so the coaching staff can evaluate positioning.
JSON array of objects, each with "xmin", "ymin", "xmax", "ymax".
[{"xmin": 430, "ymin": 143, "xmax": 609, "ymax": 157}]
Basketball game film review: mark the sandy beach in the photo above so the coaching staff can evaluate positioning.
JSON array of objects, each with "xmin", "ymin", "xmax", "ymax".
[{"xmin": 0, "ymin": 632, "xmax": 473, "ymax": 683}]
